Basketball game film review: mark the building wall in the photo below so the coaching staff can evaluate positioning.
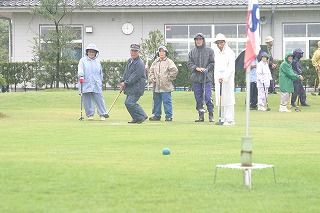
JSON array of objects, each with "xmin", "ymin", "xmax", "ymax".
[{"xmin": 9, "ymin": 9, "xmax": 320, "ymax": 62}]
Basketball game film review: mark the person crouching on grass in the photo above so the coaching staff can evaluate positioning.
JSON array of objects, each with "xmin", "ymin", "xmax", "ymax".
[
  {"xmin": 256, "ymin": 52, "xmax": 272, "ymax": 111},
  {"xmin": 78, "ymin": 43, "xmax": 107, "ymax": 121},
  {"xmin": 119, "ymin": 44, "xmax": 148, "ymax": 124},
  {"xmin": 279, "ymin": 51, "xmax": 304, "ymax": 112}
]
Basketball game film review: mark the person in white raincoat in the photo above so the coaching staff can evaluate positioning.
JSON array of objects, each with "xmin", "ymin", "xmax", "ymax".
[
  {"xmin": 256, "ymin": 52, "xmax": 272, "ymax": 111},
  {"xmin": 213, "ymin": 33, "xmax": 236, "ymax": 126}
]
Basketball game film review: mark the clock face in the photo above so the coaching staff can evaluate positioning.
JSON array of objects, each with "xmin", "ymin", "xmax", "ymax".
[{"xmin": 122, "ymin": 23, "xmax": 134, "ymax": 35}]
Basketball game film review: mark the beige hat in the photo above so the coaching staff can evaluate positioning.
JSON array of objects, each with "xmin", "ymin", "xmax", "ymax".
[{"xmin": 265, "ymin": 36, "xmax": 274, "ymax": 43}]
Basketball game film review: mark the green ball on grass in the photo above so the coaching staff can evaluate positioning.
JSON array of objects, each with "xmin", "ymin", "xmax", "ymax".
[{"xmin": 162, "ymin": 148, "xmax": 170, "ymax": 155}]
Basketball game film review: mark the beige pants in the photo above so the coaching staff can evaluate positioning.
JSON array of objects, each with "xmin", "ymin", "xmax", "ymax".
[{"xmin": 280, "ymin": 92, "xmax": 290, "ymax": 106}]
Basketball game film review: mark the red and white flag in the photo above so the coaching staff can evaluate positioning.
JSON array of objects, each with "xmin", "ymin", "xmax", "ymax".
[{"xmin": 244, "ymin": 0, "xmax": 260, "ymax": 69}]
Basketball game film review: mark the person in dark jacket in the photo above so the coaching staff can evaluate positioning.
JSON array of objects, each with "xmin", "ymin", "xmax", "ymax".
[
  {"xmin": 120, "ymin": 44, "xmax": 148, "ymax": 124},
  {"xmin": 291, "ymin": 48, "xmax": 310, "ymax": 106},
  {"xmin": 188, "ymin": 33, "xmax": 215, "ymax": 122},
  {"xmin": 265, "ymin": 36, "xmax": 278, "ymax": 94}
]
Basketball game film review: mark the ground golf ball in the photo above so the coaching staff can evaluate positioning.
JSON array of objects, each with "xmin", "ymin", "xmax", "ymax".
[{"xmin": 162, "ymin": 148, "xmax": 170, "ymax": 155}]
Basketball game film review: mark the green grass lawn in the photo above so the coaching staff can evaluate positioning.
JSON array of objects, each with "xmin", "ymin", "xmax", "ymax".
[{"xmin": 0, "ymin": 89, "xmax": 320, "ymax": 212}]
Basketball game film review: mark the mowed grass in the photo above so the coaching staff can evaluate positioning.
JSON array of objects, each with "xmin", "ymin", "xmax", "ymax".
[{"xmin": 0, "ymin": 89, "xmax": 320, "ymax": 213}]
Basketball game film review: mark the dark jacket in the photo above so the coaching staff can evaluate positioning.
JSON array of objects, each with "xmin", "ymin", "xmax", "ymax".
[
  {"xmin": 279, "ymin": 52, "xmax": 300, "ymax": 93},
  {"xmin": 292, "ymin": 48, "xmax": 304, "ymax": 75},
  {"xmin": 267, "ymin": 45, "xmax": 275, "ymax": 74},
  {"xmin": 188, "ymin": 33, "xmax": 215, "ymax": 83},
  {"xmin": 121, "ymin": 57, "xmax": 146, "ymax": 96}
]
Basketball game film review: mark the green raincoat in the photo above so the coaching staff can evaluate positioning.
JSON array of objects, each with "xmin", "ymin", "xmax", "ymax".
[{"xmin": 279, "ymin": 51, "xmax": 300, "ymax": 93}]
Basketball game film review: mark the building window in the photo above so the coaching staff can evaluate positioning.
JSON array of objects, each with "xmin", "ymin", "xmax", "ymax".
[
  {"xmin": 39, "ymin": 25, "xmax": 83, "ymax": 61},
  {"xmin": 165, "ymin": 24, "xmax": 246, "ymax": 60},
  {"xmin": 283, "ymin": 23, "xmax": 320, "ymax": 58}
]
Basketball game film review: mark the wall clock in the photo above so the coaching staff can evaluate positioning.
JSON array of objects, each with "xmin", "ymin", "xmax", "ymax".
[{"xmin": 122, "ymin": 23, "xmax": 134, "ymax": 35}]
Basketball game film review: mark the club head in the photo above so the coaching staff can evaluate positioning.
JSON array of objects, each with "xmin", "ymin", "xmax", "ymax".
[
  {"xmin": 103, "ymin": 114, "xmax": 110, "ymax": 118},
  {"xmin": 311, "ymin": 93, "xmax": 316, "ymax": 96},
  {"xmin": 79, "ymin": 117, "xmax": 84, "ymax": 121},
  {"xmin": 295, "ymin": 107, "xmax": 301, "ymax": 112},
  {"xmin": 287, "ymin": 105, "xmax": 292, "ymax": 109},
  {"xmin": 266, "ymin": 108, "xmax": 271, "ymax": 111},
  {"xmin": 215, "ymin": 121, "xmax": 224, "ymax": 125}
]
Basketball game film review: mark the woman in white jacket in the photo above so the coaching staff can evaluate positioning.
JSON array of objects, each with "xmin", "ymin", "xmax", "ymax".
[{"xmin": 256, "ymin": 52, "xmax": 273, "ymax": 111}]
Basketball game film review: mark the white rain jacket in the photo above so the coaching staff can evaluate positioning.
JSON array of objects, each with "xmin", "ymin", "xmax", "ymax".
[
  {"xmin": 213, "ymin": 43, "xmax": 235, "ymax": 106},
  {"xmin": 256, "ymin": 60, "xmax": 272, "ymax": 88}
]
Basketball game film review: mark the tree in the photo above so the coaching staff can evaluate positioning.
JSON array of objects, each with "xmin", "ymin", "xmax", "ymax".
[
  {"xmin": 0, "ymin": 18, "xmax": 10, "ymax": 62},
  {"xmin": 31, "ymin": 0, "xmax": 94, "ymax": 88},
  {"xmin": 140, "ymin": 29, "xmax": 175, "ymax": 62}
]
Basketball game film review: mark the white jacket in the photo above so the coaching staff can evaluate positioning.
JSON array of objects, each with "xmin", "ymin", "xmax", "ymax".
[
  {"xmin": 256, "ymin": 60, "xmax": 272, "ymax": 88},
  {"xmin": 213, "ymin": 44, "xmax": 235, "ymax": 106}
]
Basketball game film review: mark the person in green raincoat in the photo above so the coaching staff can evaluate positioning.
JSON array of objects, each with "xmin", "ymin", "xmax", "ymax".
[{"xmin": 279, "ymin": 51, "xmax": 304, "ymax": 112}]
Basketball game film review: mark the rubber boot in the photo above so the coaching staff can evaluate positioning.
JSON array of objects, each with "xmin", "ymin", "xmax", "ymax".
[
  {"xmin": 195, "ymin": 112, "xmax": 204, "ymax": 122},
  {"xmin": 209, "ymin": 112, "xmax": 214, "ymax": 122}
]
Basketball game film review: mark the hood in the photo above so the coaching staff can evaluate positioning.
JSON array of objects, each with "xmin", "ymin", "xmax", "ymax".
[
  {"xmin": 284, "ymin": 51, "xmax": 294, "ymax": 63},
  {"xmin": 85, "ymin": 43, "xmax": 99, "ymax": 58},
  {"xmin": 293, "ymin": 48, "xmax": 304, "ymax": 60},
  {"xmin": 156, "ymin": 45, "xmax": 169, "ymax": 57},
  {"xmin": 193, "ymin": 33, "xmax": 206, "ymax": 48},
  {"xmin": 214, "ymin": 33, "xmax": 227, "ymax": 43},
  {"xmin": 259, "ymin": 51, "xmax": 269, "ymax": 60}
]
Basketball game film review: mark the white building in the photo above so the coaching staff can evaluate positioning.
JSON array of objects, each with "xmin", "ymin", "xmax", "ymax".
[{"xmin": 1, "ymin": 0, "xmax": 320, "ymax": 62}]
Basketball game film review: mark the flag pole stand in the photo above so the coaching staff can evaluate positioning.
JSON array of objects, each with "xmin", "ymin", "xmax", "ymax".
[
  {"xmin": 241, "ymin": 67, "xmax": 253, "ymax": 189},
  {"xmin": 214, "ymin": 68, "xmax": 276, "ymax": 190}
]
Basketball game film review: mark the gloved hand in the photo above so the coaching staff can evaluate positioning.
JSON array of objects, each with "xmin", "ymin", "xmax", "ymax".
[
  {"xmin": 204, "ymin": 69, "xmax": 208, "ymax": 75},
  {"xmin": 79, "ymin": 76, "xmax": 84, "ymax": 84}
]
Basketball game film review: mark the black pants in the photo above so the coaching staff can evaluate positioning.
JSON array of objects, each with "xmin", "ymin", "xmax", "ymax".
[
  {"xmin": 268, "ymin": 79, "xmax": 276, "ymax": 93},
  {"xmin": 292, "ymin": 80, "xmax": 306, "ymax": 103},
  {"xmin": 250, "ymin": 82, "xmax": 258, "ymax": 108}
]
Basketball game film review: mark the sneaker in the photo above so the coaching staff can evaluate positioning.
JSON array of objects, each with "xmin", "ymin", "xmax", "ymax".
[
  {"xmin": 250, "ymin": 107, "xmax": 258, "ymax": 110},
  {"xmin": 279, "ymin": 107, "xmax": 291, "ymax": 112},
  {"xmin": 88, "ymin": 116, "xmax": 94, "ymax": 121},
  {"xmin": 149, "ymin": 116, "xmax": 161, "ymax": 121},
  {"xmin": 137, "ymin": 116, "xmax": 148, "ymax": 124},
  {"xmin": 100, "ymin": 116, "xmax": 106, "ymax": 121},
  {"xmin": 258, "ymin": 107, "xmax": 267, "ymax": 111},
  {"xmin": 128, "ymin": 120, "xmax": 138, "ymax": 124},
  {"xmin": 165, "ymin": 118, "xmax": 172, "ymax": 121},
  {"xmin": 301, "ymin": 102, "xmax": 310, "ymax": 106}
]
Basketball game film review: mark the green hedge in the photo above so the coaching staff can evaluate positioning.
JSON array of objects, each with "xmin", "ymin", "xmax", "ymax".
[{"xmin": 0, "ymin": 59, "xmax": 318, "ymax": 92}]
